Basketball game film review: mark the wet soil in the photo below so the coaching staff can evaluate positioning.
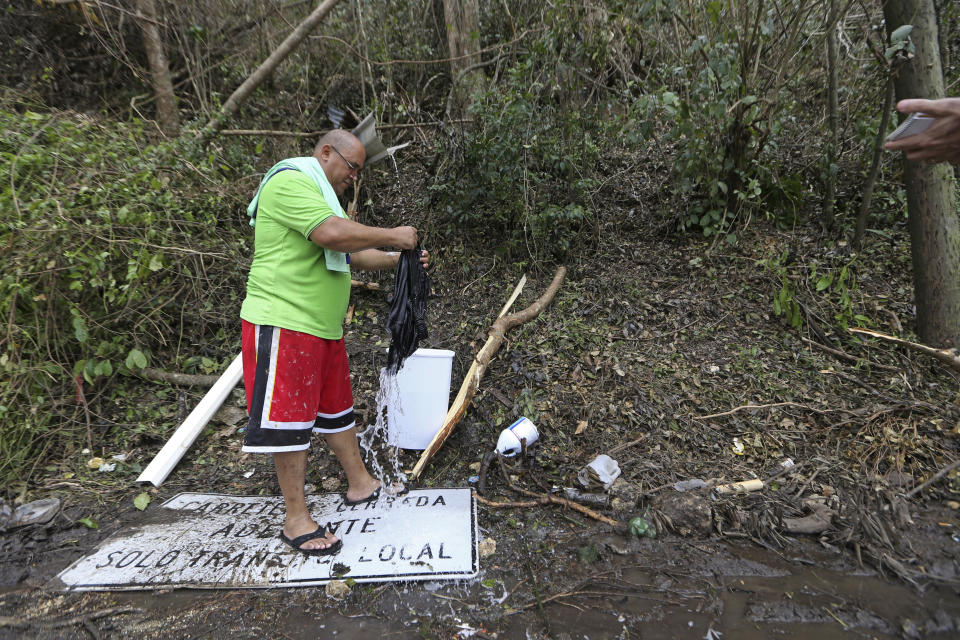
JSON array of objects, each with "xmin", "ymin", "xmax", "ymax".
[
  {"xmin": 2, "ymin": 178, "xmax": 959, "ymax": 637},
  {"xmin": 1, "ymin": 505, "xmax": 959, "ymax": 639}
]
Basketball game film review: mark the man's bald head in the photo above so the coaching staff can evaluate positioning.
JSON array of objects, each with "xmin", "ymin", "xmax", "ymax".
[
  {"xmin": 315, "ymin": 129, "xmax": 364, "ymax": 156},
  {"xmin": 315, "ymin": 129, "xmax": 365, "ymax": 196}
]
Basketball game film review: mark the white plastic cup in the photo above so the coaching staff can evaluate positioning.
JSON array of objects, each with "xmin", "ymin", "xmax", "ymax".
[{"xmin": 495, "ymin": 417, "xmax": 539, "ymax": 457}]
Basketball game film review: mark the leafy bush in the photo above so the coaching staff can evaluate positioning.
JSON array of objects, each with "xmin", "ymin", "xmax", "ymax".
[
  {"xmin": 621, "ymin": 1, "xmax": 829, "ymax": 240},
  {"xmin": 431, "ymin": 22, "xmax": 604, "ymax": 263},
  {"xmin": 759, "ymin": 249, "xmax": 870, "ymax": 334},
  {"xmin": 0, "ymin": 100, "xmax": 249, "ymax": 493}
]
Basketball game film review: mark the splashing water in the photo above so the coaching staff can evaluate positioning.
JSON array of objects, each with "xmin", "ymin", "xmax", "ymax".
[
  {"xmin": 383, "ymin": 141, "xmax": 410, "ymax": 189},
  {"xmin": 389, "ymin": 152, "xmax": 401, "ymax": 189},
  {"xmin": 358, "ymin": 367, "xmax": 406, "ymax": 489}
]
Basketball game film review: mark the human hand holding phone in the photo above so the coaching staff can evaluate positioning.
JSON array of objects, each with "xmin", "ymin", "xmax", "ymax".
[{"xmin": 884, "ymin": 98, "xmax": 960, "ymax": 164}]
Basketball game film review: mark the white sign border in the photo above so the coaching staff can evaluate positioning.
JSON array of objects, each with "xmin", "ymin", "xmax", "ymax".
[{"xmin": 55, "ymin": 488, "xmax": 478, "ymax": 591}]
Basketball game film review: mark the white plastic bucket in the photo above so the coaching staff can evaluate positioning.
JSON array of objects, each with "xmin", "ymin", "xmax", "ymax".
[{"xmin": 383, "ymin": 348, "xmax": 455, "ymax": 450}]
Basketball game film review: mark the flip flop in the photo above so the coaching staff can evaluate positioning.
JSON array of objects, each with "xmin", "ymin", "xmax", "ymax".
[
  {"xmin": 343, "ymin": 483, "xmax": 409, "ymax": 506},
  {"xmin": 343, "ymin": 486, "xmax": 381, "ymax": 506},
  {"xmin": 279, "ymin": 524, "xmax": 342, "ymax": 556}
]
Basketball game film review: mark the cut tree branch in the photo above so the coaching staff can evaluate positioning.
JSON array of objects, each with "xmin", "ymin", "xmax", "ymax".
[
  {"xmin": 410, "ymin": 268, "xmax": 566, "ymax": 480},
  {"xmin": 850, "ymin": 327, "xmax": 960, "ymax": 372}
]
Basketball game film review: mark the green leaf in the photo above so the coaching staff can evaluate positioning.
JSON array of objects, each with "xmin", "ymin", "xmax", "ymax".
[
  {"xmin": 481, "ymin": 578, "xmax": 498, "ymax": 588},
  {"xmin": 83, "ymin": 360, "xmax": 97, "ymax": 384},
  {"xmin": 133, "ymin": 492, "xmax": 151, "ymax": 511},
  {"xmin": 148, "ymin": 254, "xmax": 163, "ymax": 271},
  {"xmin": 125, "ymin": 348, "xmax": 148, "ymax": 370},
  {"xmin": 72, "ymin": 316, "xmax": 88, "ymax": 343},
  {"xmin": 816, "ymin": 275, "xmax": 833, "ymax": 291},
  {"xmin": 78, "ymin": 517, "xmax": 98, "ymax": 529},
  {"xmin": 628, "ymin": 516, "xmax": 657, "ymax": 539}
]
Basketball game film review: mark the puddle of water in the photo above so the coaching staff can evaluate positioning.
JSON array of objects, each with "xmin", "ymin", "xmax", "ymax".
[
  {"xmin": 25, "ymin": 535, "xmax": 959, "ymax": 639},
  {"xmin": 495, "ymin": 540, "xmax": 960, "ymax": 640}
]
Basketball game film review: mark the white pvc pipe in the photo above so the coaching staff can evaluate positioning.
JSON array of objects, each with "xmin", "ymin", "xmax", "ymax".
[{"xmin": 136, "ymin": 353, "xmax": 244, "ymax": 487}]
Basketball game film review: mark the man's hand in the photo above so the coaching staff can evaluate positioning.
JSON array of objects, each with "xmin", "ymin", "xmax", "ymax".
[
  {"xmin": 419, "ymin": 249, "xmax": 430, "ymax": 270},
  {"xmin": 884, "ymin": 98, "xmax": 960, "ymax": 164},
  {"xmin": 392, "ymin": 226, "xmax": 418, "ymax": 250}
]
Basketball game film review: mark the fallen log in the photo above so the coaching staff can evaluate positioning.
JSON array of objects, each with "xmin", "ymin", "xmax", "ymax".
[
  {"xmin": 137, "ymin": 368, "xmax": 220, "ymax": 387},
  {"xmin": 849, "ymin": 327, "xmax": 960, "ymax": 373},
  {"xmin": 410, "ymin": 267, "xmax": 566, "ymax": 480}
]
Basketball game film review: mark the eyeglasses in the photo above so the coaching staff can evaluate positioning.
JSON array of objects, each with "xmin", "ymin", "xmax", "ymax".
[{"xmin": 330, "ymin": 145, "xmax": 361, "ymax": 175}]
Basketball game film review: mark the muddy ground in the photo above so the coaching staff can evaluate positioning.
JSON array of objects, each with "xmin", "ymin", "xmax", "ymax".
[{"xmin": 2, "ymin": 196, "xmax": 960, "ymax": 638}]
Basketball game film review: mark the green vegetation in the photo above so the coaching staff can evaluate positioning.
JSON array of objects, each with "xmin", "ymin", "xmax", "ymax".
[
  {"xmin": 0, "ymin": 97, "xmax": 249, "ymax": 491},
  {"xmin": 0, "ymin": 0, "xmax": 957, "ymax": 497}
]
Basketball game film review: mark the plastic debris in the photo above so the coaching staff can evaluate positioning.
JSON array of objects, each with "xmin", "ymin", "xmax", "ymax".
[
  {"xmin": 495, "ymin": 417, "xmax": 538, "ymax": 457},
  {"xmin": 674, "ymin": 479, "xmax": 708, "ymax": 492},
  {"xmin": 86, "ymin": 457, "xmax": 105, "ymax": 470},
  {"xmin": 2, "ymin": 498, "xmax": 61, "ymax": 530},
  {"xmin": 731, "ymin": 438, "xmax": 745, "ymax": 455},
  {"xmin": 577, "ymin": 454, "xmax": 621, "ymax": 491},
  {"xmin": 563, "ymin": 487, "xmax": 610, "ymax": 506},
  {"xmin": 713, "ymin": 479, "xmax": 764, "ymax": 495},
  {"xmin": 704, "ymin": 627, "xmax": 723, "ymax": 640}
]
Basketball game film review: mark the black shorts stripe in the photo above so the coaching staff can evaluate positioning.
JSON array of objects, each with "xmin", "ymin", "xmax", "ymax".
[
  {"xmin": 313, "ymin": 410, "xmax": 356, "ymax": 432},
  {"xmin": 243, "ymin": 325, "xmax": 313, "ymax": 450}
]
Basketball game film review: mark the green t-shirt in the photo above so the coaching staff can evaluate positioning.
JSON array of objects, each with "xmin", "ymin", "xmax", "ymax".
[{"xmin": 240, "ymin": 170, "xmax": 351, "ymax": 339}]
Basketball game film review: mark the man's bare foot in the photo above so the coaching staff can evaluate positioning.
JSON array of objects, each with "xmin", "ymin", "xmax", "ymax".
[
  {"xmin": 344, "ymin": 476, "xmax": 380, "ymax": 504},
  {"xmin": 344, "ymin": 478, "xmax": 407, "ymax": 504}
]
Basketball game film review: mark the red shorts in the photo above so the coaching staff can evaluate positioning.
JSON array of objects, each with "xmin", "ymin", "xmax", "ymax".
[{"xmin": 241, "ymin": 320, "xmax": 355, "ymax": 453}]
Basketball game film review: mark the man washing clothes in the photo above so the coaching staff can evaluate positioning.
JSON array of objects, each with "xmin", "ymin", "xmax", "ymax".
[{"xmin": 240, "ymin": 129, "xmax": 428, "ymax": 556}]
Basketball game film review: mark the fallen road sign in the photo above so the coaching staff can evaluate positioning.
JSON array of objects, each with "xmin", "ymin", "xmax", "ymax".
[{"xmin": 55, "ymin": 488, "xmax": 478, "ymax": 591}]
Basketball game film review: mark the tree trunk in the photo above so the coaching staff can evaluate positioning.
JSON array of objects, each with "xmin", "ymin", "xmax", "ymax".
[
  {"xmin": 442, "ymin": 0, "xmax": 483, "ymax": 117},
  {"xmin": 883, "ymin": 0, "xmax": 960, "ymax": 348},
  {"xmin": 852, "ymin": 73, "xmax": 896, "ymax": 250},
  {"xmin": 200, "ymin": 0, "xmax": 343, "ymax": 138},
  {"xmin": 823, "ymin": 0, "xmax": 839, "ymax": 230},
  {"xmin": 935, "ymin": 0, "xmax": 950, "ymax": 73},
  {"xmin": 135, "ymin": 0, "xmax": 179, "ymax": 136}
]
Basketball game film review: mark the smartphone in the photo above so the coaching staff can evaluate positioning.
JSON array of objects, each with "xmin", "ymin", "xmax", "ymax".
[{"xmin": 886, "ymin": 113, "xmax": 935, "ymax": 142}]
